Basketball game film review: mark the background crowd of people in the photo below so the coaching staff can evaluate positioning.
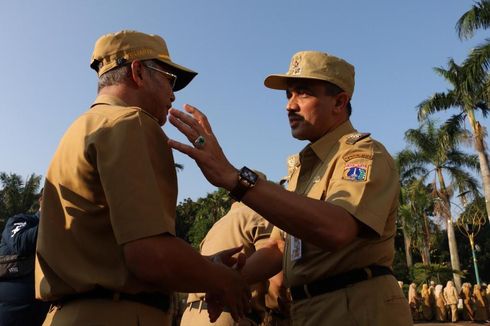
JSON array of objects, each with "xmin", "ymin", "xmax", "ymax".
[{"xmin": 404, "ymin": 280, "xmax": 490, "ymax": 323}]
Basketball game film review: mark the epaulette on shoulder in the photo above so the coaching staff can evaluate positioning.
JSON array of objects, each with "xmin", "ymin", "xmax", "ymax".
[{"xmin": 345, "ymin": 132, "xmax": 371, "ymax": 145}]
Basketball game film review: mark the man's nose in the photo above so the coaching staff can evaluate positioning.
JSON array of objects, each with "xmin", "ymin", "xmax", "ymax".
[{"xmin": 286, "ymin": 94, "xmax": 299, "ymax": 111}]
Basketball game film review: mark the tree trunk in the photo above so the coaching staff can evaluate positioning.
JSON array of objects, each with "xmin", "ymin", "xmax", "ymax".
[
  {"xmin": 467, "ymin": 111, "xmax": 490, "ymax": 224},
  {"xmin": 402, "ymin": 227, "xmax": 413, "ymax": 268},
  {"xmin": 422, "ymin": 213, "xmax": 431, "ymax": 265},
  {"xmin": 436, "ymin": 168, "xmax": 462, "ymax": 290},
  {"xmin": 446, "ymin": 217, "xmax": 462, "ymax": 290},
  {"xmin": 420, "ymin": 247, "xmax": 431, "ymax": 266}
]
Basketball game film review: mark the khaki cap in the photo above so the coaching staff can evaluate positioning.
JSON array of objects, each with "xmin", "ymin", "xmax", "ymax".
[
  {"xmin": 90, "ymin": 30, "xmax": 197, "ymax": 91},
  {"xmin": 264, "ymin": 51, "xmax": 355, "ymax": 97}
]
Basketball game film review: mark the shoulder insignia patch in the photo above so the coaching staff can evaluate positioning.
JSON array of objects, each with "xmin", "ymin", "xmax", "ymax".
[
  {"xmin": 345, "ymin": 132, "xmax": 371, "ymax": 145},
  {"xmin": 342, "ymin": 163, "xmax": 368, "ymax": 182},
  {"xmin": 343, "ymin": 152, "xmax": 373, "ymax": 162}
]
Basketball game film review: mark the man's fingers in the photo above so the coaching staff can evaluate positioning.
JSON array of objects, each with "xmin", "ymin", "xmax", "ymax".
[
  {"xmin": 235, "ymin": 252, "xmax": 247, "ymax": 271},
  {"xmin": 215, "ymin": 245, "xmax": 244, "ymax": 267},
  {"xmin": 169, "ymin": 107, "xmax": 205, "ymax": 135},
  {"xmin": 168, "ymin": 111, "xmax": 203, "ymax": 141},
  {"xmin": 183, "ymin": 104, "xmax": 213, "ymax": 134},
  {"xmin": 221, "ymin": 245, "xmax": 244, "ymax": 257}
]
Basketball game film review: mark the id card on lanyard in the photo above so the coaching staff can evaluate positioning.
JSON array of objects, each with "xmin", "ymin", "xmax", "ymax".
[{"xmin": 290, "ymin": 235, "xmax": 302, "ymax": 261}]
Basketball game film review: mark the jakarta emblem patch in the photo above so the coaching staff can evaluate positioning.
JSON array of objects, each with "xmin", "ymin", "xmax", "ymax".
[{"xmin": 342, "ymin": 163, "xmax": 368, "ymax": 182}]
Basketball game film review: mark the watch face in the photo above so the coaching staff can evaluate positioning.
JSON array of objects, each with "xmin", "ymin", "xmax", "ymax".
[{"xmin": 241, "ymin": 167, "xmax": 258, "ymax": 185}]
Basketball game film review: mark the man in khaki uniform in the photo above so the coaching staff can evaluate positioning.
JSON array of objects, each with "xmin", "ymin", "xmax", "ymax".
[
  {"xmin": 181, "ymin": 172, "xmax": 272, "ymax": 326},
  {"xmin": 35, "ymin": 30, "xmax": 250, "ymax": 326},
  {"xmin": 443, "ymin": 280, "xmax": 459, "ymax": 322},
  {"xmin": 167, "ymin": 51, "xmax": 412, "ymax": 325}
]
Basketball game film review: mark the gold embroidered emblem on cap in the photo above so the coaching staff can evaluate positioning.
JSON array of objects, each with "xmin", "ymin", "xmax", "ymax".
[{"xmin": 289, "ymin": 55, "xmax": 302, "ymax": 75}]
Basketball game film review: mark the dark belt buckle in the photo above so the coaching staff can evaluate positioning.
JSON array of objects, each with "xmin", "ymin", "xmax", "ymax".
[
  {"xmin": 363, "ymin": 267, "xmax": 373, "ymax": 280},
  {"xmin": 303, "ymin": 284, "xmax": 312, "ymax": 299}
]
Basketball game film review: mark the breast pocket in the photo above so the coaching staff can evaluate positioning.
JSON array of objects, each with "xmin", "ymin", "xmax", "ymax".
[{"xmin": 307, "ymin": 176, "xmax": 327, "ymax": 201}]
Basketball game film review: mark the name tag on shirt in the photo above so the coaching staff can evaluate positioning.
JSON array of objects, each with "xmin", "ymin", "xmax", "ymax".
[{"xmin": 290, "ymin": 236, "xmax": 302, "ymax": 261}]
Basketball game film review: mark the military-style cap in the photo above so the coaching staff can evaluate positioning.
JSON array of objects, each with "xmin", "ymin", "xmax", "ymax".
[
  {"xmin": 90, "ymin": 30, "xmax": 197, "ymax": 91},
  {"xmin": 264, "ymin": 51, "xmax": 355, "ymax": 97}
]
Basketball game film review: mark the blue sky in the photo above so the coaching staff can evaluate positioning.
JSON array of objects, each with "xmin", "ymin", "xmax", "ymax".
[{"xmin": 0, "ymin": 1, "xmax": 488, "ymax": 202}]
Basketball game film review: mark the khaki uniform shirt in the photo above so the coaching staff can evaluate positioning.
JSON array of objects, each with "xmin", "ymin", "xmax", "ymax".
[
  {"xmin": 182, "ymin": 202, "xmax": 272, "ymax": 326},
  {"xmin": 280, "ymin": 120, "xmax": 399, "ymax": 287},
  {"xmin": 36, "ymin": 94, "xmax": 177, "ymax": 300},
  {"xmin": 443, "ymin": 286, "xmax": 459, "ymax": 305},
  {"xmin": 187, "ymin": 202, "xmax": 272, "ymax": 306}
]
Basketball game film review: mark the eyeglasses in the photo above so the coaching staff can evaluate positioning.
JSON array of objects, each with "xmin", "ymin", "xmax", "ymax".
[{"xmin": 143, "ymin": 64, "xmax": 177, "ymax": 90}]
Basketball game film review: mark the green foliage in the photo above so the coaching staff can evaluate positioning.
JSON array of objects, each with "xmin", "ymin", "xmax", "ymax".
[
  {"xmin": 0, "ymin": 172, "xmax": 42, "ymax": 231},
  {"xmin": 473, "ymin": 224, "xmax": 490, "ymax": 282},
  {"xmin": 393, "ymin": 245, "xmax": 410, "ymax": 283},
  {"xmin": 409, "ymin": 262, "xmax": 459, "ymax": 285},
  {"xmin": 175, "ymin": 198, "xmax": 200, "ymax": 244},
  {"xmin": 176, "ymin": 188, "xmax": 232, "ymax": 249},
  {"xmin": 187, "ymin": 216, "xmax": 215, "ymax": 249}
]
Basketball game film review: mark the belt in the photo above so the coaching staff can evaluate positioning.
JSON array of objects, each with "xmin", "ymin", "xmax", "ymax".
[
  {"xmin": 57, "ymin": 287, "xmax": 170, "ymax": 312},
  {"xmin": 187, "ymin": 300, "xmax": 262, "ymax": 324},
  {"xmin": 188, "ymin": 300, "xmax": 209, "ymax": 310},
  {"xmin": 290, "ymin": 265, "xmax": 392, "ymax": 301}
]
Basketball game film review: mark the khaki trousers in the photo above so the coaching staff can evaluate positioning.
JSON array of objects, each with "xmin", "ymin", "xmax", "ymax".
[
  {"xmin": 180, "ymin": 301, "xmax": 257, "ymax": 326},
  {"xmin": 42, "ymin": 298, "xmax": 172, "ymax": 326},
  {"xmin": 447, "ymin": 304, "xmax": 458, "ymax": 322},
  {"xmin": 289, "ymin": 275, "xmax": 412, "ymax": 326}
]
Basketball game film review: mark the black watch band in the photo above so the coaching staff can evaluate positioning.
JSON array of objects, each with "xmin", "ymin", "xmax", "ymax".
[{"xmin": 229, "ymin": 167, "xmax": 258, "ymax": 201}]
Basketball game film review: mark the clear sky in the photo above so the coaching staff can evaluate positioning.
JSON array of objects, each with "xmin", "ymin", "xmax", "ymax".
[{"xmin": 0, "ymin": 0, "xmax": 488, "ymax": 202}]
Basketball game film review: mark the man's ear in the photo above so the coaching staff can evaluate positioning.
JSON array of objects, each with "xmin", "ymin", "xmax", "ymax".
[
  {"xmin": 130, "ymin": 61, "xmax": 145, "ymax": 86},
  {"xmin": 334, "ymin": 92, "xmax": 350, "ymax": 113}
]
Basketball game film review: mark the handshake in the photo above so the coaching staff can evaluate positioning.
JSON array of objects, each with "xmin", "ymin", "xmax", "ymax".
[
  {"xmin": 203, "ymin": 240, "xmax": 283, "ymax": 323},
  {"xmin": 204, "ymin": 245, "xmax": 251, "ymax": 323}
]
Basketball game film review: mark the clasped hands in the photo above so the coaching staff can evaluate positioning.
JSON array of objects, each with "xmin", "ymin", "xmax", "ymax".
[{"xmin": 206, "ymin": 245, "xmax": 251, "ymax": 323}]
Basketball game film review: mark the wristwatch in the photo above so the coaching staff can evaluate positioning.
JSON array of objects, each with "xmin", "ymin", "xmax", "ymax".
[{"xmin": 229, "ymin": 166, "xmax": 259, "ymax": 201}]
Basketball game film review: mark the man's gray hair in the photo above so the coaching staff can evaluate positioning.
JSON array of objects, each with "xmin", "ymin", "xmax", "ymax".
[
  {"xmin": 97, "ymin": 59, "xmax": 165, "ymax": 92},
  {"xmin": 97, "ymin": 64, "xmax": 132, "ymax": 92}
]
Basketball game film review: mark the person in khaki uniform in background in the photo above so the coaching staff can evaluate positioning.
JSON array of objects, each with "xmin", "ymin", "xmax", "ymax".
[
  {"xmin": 35, "ymin": 30, "xmax": 250, "ymax": 326},
  {"xmin": 473, "ymin": 283, "xmax": 488, "ymax": 322},
  {"xmin": 461, "ymin": 282, "xmax": 474, "ymax": 321},
  {"xmin": 262, "ymin": 227, "xmax": 291, "ymax": 326},
  {"xmin": 443, "ymin": 280, "xmax": 459, "ymax": 322},
  {"xmin": 180, "ymin": 172, "xmax": 272, "ymax": 326},
  {"xmin": 166, "ymin": 51, "xmax": 412, "ymax": 325},
  {"xmin": 420, "ymin": 283, "xmax": 432, "ymax": 321},
  {"xmin": 434, "ymin": 284, "xmax": 447, "ymax": 322},
  {"xmin": 408, "ymin": 283, "xmax": 420, "ymax": 322}
]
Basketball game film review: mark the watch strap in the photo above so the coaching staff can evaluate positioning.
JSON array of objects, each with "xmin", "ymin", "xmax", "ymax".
[{"xmin": 229, "ymin": 167, "xmax": 258, "ymax": 201}]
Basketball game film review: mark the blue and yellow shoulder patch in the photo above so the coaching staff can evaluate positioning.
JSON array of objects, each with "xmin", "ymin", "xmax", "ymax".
[{"xmin": 342, "ymin": 163, "xmax": 368, "ymax": 182}]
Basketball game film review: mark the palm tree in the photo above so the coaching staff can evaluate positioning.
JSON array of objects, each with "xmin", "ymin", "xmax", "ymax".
[
  {"xmin": 397, "ymin": 120, "xmax": 480, "ymax": 289},
  {"xmin": 400, "ymin": 180, "xmax": 434, "ymax": 266},
  {"xmin": 398, "ymin": 189, "xmax": 414, "ymax": 269},
  {"xmin": 0, "ymin": 172, "xmax": 42, "ymax": 231},
  {"xmin": 456, "ymin": 0, "xmax": 490, "ymax": 40},
  {"xmin": 417, "ymin": 57, "xmax": 490, "ymax": 224},
  {"xmin": 396, "ymin": 160, "xmax": 435, "ymax": 268}
]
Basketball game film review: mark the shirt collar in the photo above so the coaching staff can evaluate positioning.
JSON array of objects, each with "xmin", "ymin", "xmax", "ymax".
[
  {"xmin": 90, "ymin": 94, "xmax": 129, "ymax": 109},
  {"xmin": 303, "ymin": 120, "xmax": 356, "ymax": 162},
  {"xmin": 89, "ymin": 94, "xmax": 162, "ymax": 125}
]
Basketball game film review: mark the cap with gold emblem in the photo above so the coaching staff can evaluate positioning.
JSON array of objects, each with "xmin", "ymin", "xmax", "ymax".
[
  {"xmin": 90, "ymin": 30, "xmax": 197, "ymax": 91},
  {"xmin": 264, "ymin": 51, "xmax": 355, "ymax": 97}
]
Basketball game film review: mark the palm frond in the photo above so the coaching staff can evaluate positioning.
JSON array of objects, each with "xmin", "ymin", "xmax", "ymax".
[
  {"xmin": 417, "ymin": 92, "xmax": 459, "ymax": 121},
  {"xmin": 456, "ymin": 0, "xmax": 490, "ymax": 40},
  {"xmin": 463, "ymin": 40, "xmax": 490, "ymax": 79}
]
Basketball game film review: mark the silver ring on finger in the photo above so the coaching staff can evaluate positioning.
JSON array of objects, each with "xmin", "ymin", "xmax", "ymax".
[{"xmin": 194, "ymin": 135, "xmax": 206, "ymax": 148}]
